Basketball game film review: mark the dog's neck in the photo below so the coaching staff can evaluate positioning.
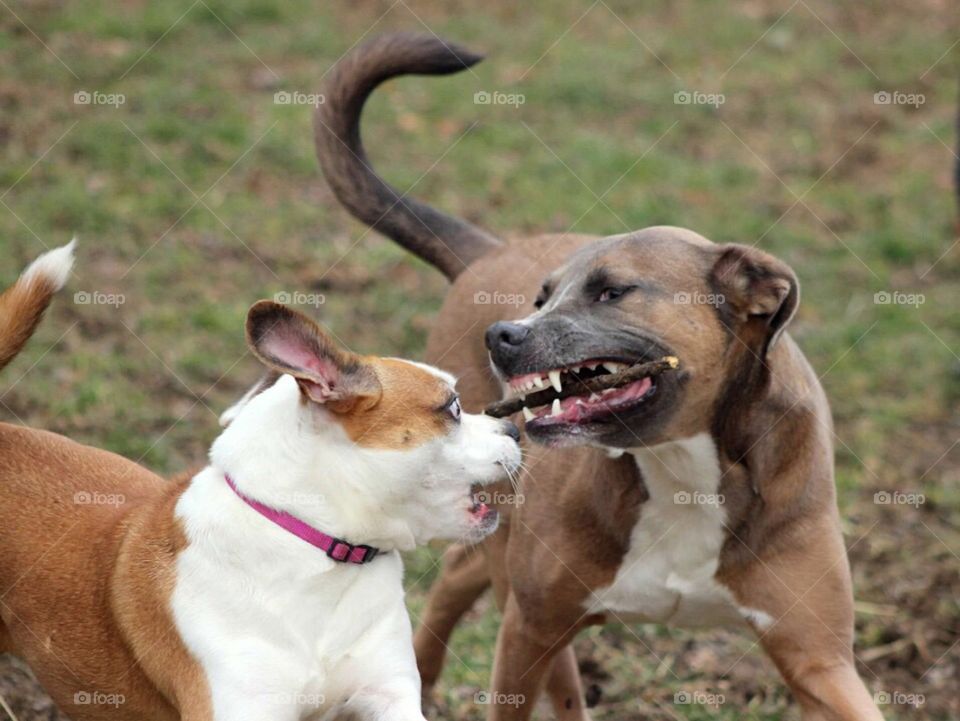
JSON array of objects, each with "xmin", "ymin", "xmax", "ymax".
[{"xmin": 202, "ymin": 375, "xmax": 419, "ymax": 552}]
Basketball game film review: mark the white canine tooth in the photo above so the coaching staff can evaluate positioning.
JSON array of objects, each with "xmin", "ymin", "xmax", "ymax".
[
  {"xmin": 551, "ymin": 398, "xmax": 562, "ymax": 416},
  {"xmin": 522, "ymin": 406, "xmax": 535, "ymax": 421},
  {"xmin": 534, "ymin": 376, "xmax": 546, "ymax": 389},
  {"xmin": 548, "ymin": 370, "xmax": 562, "ymax": 393},
  {"xmin": 603, "ymin": 362, "xmax": 625, "ymax": 374}
]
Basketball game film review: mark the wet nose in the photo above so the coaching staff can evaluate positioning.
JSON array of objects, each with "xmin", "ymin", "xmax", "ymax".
[
  {"xmin": 501, "ymin": 420, "xmax": 520, "ymax": 443},
  {"xmin": 485, "ymin": 321, "xmax": 529, "ymax": 352}
]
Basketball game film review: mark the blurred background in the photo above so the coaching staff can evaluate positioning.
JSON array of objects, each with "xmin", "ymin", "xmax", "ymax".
[{"xmin": 1, "ymin": 1, "xmax": 957, "ymax": 719}]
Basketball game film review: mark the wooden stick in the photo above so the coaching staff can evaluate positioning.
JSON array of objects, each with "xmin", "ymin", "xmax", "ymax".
[{"xmin": 484, "ymin": 356, "xmax": 679, "ymax": 418}]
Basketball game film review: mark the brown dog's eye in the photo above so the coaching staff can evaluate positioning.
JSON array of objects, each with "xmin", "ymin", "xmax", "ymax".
[{"xmin": 598, "ymin": 287, "xmax": 625, "ymax": 303}]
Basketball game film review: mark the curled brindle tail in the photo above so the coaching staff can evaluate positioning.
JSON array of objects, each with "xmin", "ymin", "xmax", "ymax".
[{"xmin": 314, "ymin": 33, "xmax": 501, "ymax": 281}]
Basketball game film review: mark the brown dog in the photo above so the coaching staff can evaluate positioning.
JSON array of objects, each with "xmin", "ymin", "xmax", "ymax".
[{"xmin": 315, "ymin": 34, "xmax": 884, "ymax": 721}]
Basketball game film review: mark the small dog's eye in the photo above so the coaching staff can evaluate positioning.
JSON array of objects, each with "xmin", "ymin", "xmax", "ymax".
[
  {"xmin": 447, "ymin": 397, "xmax": 462, "ymax": 421},
  {"xmin": 598, "ymin": 287, "xmax": 625, "ymax": 303}
]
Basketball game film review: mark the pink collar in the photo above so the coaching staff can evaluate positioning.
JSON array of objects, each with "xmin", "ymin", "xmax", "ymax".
[{"xmin": 224, "ymin": 474, "xmax": 380, "ymax": 564}]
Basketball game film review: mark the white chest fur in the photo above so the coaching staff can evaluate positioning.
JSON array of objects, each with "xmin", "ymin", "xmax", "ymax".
[{"xmin": 586, "ymin": 433, "xmax": 769, "ymax": 629}]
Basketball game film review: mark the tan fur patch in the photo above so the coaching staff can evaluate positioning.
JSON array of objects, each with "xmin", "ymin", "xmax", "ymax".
[{"xmin": 336, "ymin": 358, "xmax": 454, "ymax": 449}]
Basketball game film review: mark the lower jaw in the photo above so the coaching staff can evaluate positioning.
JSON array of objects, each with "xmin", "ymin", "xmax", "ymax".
[{"xmin": 525, "ymin": 378, "xmax": 656, "ymax": 430}]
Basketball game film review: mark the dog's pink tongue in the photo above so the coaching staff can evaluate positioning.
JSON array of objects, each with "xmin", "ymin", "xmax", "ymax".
[
  {"xmin": 470, "ymin": 501, "xmax": 491, "ymax": 520},
  {"xmin": 542, "ymin": 376, "xmax": 653, "ymax": 422}
]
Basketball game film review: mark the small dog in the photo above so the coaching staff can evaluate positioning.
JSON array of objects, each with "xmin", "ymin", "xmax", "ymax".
[
  {"xmin": 314, "ymin": 33, "xmax": 883, "ymax": 721},
  {"xmin": 0, "ymin": 243, "xmax": 521, "ymax": 721}
]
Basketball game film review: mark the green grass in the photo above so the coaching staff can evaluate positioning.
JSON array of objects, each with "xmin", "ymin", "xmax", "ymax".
[{"xmin": 1, "ymin": 1, "xmax": 958, "ymax": 718}]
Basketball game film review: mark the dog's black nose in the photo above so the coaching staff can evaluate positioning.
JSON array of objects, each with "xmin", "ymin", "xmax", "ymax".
[
  {"xmin": 485, "ymin": 321, "xmax": 529, "ymax": 351},
  {"xmin": 501, "ymin": 420, "xmax": 520, "ymax": 443}
]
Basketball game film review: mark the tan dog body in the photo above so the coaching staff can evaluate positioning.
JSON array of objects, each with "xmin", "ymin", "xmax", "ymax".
[{"xmin": 315, "ymin": 35, "xmax": 884, "ymax": 721}]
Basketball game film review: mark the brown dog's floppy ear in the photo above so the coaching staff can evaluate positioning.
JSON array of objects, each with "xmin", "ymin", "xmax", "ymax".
[
  {"xmin": 245, "ymin": 300, "xmax": 381, "ymax": 407},
  {"xmin": 709, "ymin": 245, "xmax": 799, "ymax": 355}
]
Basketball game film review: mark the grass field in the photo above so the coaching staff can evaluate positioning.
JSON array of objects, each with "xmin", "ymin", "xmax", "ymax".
[{"xmin": 1, "ymin": 0, "xmax": 958, "ymax": 719}]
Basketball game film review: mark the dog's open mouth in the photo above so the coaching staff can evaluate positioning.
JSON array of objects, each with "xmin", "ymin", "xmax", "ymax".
[
  {"xmin": 468, "ymin": 483, "xmax": 498, "ymax": 526},
  {"xmin": 486, "ymin": 357, "xmax": 679, "ymax": 428}
]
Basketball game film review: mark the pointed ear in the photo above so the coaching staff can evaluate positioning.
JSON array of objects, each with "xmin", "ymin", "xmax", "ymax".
[
  {"xmin": 245, "ymin": 300, "xmax": 381, "ymax": 407},
  {"xmin": 709, "ymin": 245, "xmax": 799, "ymax": 355}
]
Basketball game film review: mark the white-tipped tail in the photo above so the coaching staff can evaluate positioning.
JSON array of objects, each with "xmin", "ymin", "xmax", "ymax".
[
  {"xmin": 21, "ymin": 237, "xmax": 77, "ymax": 291},
  {"xmin": 0, "ymin": 239, "xmax": 77, "ymax": 373}
]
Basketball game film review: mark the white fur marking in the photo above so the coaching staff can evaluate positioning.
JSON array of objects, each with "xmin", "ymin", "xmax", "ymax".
[
  {"xmin": 22, "ymin": 238, "xmax": 76, "ymax": 290},
  {"xmin": 585, "ymin": 433, "xmax": 758, "ymax": 629}
]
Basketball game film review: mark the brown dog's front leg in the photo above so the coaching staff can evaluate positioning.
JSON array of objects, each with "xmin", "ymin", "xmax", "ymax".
[
  {"xmin": 487, "ymin": 594, "xmax": 581, "ymax": 721},
  {"xmin": 545, "ymin": 644, "xmax": 592, "ymax": 721}
]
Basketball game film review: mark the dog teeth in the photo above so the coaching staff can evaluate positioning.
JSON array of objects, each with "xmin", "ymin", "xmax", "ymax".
[
  {"xmin": 548, "ymin": 370, "xmax": 562, "ymax": 393},
  {"xmin": 586, "ymin": 362, "xmax": 599, "ymax": 371},
  {"xmin": 551, "ymin": 398, "xmax": 562, "ymax": 416},
  {"xmin": 521, "ymin": 406, "xmax": 535, "ymax": 421},
  {"xmin": 570, "ymin": 365, "xmax": 582, "ymax": 374},
  {"xmin": 589, "ymin": 393, "xmax": 600, "ymax": 401},
  {"xmin": 533, "ymin": 376, "xmax": 546, "ymax": 389},
  {"xmin": 603, "ymin": 362, "xmax": 625, "ymax": 374}
]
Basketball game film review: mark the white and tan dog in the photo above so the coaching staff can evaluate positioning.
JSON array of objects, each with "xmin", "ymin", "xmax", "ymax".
[{"xmin": 0, "ymin": 243, "xmax": 521, "ymax": 721}]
